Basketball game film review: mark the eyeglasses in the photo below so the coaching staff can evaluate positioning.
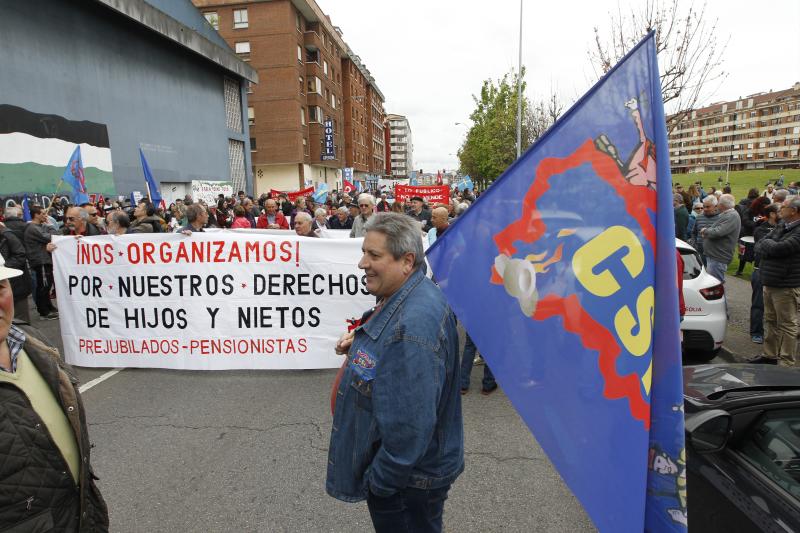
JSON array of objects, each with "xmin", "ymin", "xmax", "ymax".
[
  {"xmin": 693, "ymin": 207, "xmax": 703, "ymax": 211},
  {"xmin": 359, "ymin": 204, "xmax": 370, "ymax": 208},
  {"xmin": 65, "ymin": 216, "xmax": 78, "ymax": 221}
]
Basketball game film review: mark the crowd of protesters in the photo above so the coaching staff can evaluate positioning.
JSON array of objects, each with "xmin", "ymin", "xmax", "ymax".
[{"xmin": 674, "ymin": 177, "xmax": 800, "ymax": 367}]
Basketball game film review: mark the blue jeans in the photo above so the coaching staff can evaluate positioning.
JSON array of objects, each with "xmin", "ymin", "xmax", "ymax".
[
  {"xmin": 460, "ymin": 332, "xmax": 495, "ymax": 391},
  {"xmin": 705, "ymin": 258, "xmax": 727, "ymax": 284},
  {"xmin": 367, "ymin": 485, "xmax": 450, "ymax": 533},
  {"xmin": 750, "ymin": 268, "xmax": 764, "ymax": 337}
]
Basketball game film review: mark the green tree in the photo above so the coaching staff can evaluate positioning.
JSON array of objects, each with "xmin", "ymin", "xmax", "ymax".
[{"xmin": 458, "ymin": 69, "xmax": 562, "ymax": 188}]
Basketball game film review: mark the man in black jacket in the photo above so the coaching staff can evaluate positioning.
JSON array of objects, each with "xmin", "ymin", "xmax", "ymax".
[
  {"xmin": 752, "ymin": 196, "xmax": 800, "ymax": 366},
  {"xmin": 0, "ymin": 256, "xmax": 109, "ymax": 531},
  {"xmin": 23, "ymin": 206, "xmax": 60, "ymax": 320}
]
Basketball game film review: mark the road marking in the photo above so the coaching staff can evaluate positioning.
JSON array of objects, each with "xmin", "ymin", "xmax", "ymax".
[{"xmin": 79, "ymin": 368, "xmax": 124, "ymax": 393}]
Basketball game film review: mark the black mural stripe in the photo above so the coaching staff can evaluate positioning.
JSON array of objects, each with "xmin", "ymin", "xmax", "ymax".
[{"xmin": 0, "ymin": 104, "xmax": 109, "ymax": 148}]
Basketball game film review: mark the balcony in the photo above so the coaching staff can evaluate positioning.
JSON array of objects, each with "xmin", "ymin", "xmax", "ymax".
[{"xmin": 304, "ymin": 30, "xmax": 322, "ymax": 52}]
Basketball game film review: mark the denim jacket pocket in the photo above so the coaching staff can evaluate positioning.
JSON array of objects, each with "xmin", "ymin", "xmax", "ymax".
[{"xmin": 351, "ymin": 377, "xmax": 373, "ymax": 412}]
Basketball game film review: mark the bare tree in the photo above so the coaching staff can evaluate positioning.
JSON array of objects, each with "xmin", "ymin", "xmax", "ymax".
[{"xmin": 589, "ymin": 0, "xmax": 728, "ymax": 131}]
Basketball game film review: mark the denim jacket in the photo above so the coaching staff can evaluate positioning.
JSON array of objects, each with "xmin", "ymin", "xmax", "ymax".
[{"xmin": 326, "ymin": 267, "xmax": 464, "ymax": 502}]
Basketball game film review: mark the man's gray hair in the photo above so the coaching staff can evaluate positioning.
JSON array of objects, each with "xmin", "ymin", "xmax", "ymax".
[
  {"xmin": 363, "ymin": 213, "xmax": 424, "ymax": 269},
  {"xmin": 702, "ymin": 195, "xmax": 718, "ymax": 207},
  {"xmin": 692, "ymin": 201, "xmax": 703, "ymax": 208},
  {"xmin": 773, "ymin": 189, "xmax": 789, "ymax": 203},
  {"xmin": 4, "ymin": 206, "xmax": 21, "ymax": 218},
  {"xmin": 358, "ymin": 193, "xmax": 375, "ymax": 206},
  {"xmin": 314, "ymin": 208, "xmax": 327, "ymax": 217},
  {"xmin": 788, "ymin": 195, "xmax": 800, "ymax": 211},
  {"xmin": 455, "ymin": 202, "xmax": 469, "ymax": 216},
  {"xmin": 294, "ymin": 211, "xmax": 312, "ymax": 223},
  {"xmin": 186, "ymin": 203, "xmax": 205, "ymax": 223},
  {"xmin": 109, "ymin": 210, "xmax": 130, "ymax": 228},
  {"xmin": 719, "ymin": 194, "xmax": 735, "ymax": 209},
  {"xmin": 336, "ymin": 206, "xmax": 348, "ymax": 215}
]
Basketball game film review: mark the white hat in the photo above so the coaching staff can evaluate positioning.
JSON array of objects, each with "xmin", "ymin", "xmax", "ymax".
[{"xmin": 0, "ymin": 254, "xmax": 22, "ymax": 281}]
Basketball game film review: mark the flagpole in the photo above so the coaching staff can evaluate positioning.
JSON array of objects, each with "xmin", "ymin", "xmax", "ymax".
[{"xmin": 515, "ymin": 0, "xmax": 523, "ymax": 159}]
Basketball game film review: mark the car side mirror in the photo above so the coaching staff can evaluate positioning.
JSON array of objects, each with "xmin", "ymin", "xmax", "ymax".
[{"xmin": 686, "ymin": 409, "xmax": 732, "ymax": 454}]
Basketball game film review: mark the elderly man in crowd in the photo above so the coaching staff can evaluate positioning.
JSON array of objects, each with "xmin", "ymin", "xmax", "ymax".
[
  {"xmin": 327, "ymin": 213, "xmax": 463, "ymax": 532},
  {"xmin": 427, "ymin": 206, "xmax": 450, "ymax": 245},
  {"xmin": 350, "ymin": 193, "xmax": 375, "ymax": 238},
  {"xmin": 178, "ymin": 203, "xmax": 209, "ymax": 234},
  {"xmin": 80, "ymin": 202, "xmax": 105, "ymax": 234},
  {"xmin": 407, "ymin": 196, "xmax": 432, "ymax": 232},
  {"xmin": 63, "ymin": 206, "xmax": 101, "ymax": 237},
  {"xmin": 256, "ymin": 199, "xmax": 289, "ymax": 230},
  {"xmin": 2, "ymin": 206, "xmax": 27, "ymax": 243},
  {"xmin": 106, "ymin": 210, "xmax": 132, "ymax": 235},
  {"xmin": 328, "ymin": 207, "xmax": 353, "ymax": 230},
  {"xmin": 294, "ymin": 212, "xmax": 318, "ymax": 237},
  {"xmin": 0, "ymin": 255, "xmax": 110, "ymax": 530},
  {"xmin": 129, "ymin": 201, "xmax": 163, "ymax": 233},
  {"xmin": 24, "ymin": 205, "xmax": 60, "ymax": 320},
  {"xmin": 691, "ymin": 195, "xmax": 719, "ymax": 264},
  {"xmin": 751, "ymin": 196, "xmax": 800, "ymax": 366},
  {"xmin": 700, "ymin": 193, "xmax": 740, "ymax": 283}
]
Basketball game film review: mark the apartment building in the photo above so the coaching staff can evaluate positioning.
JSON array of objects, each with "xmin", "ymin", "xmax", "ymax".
[
  {"xmin": 386, "ymin": 114, "xmax": 414, "ymax": 178},
  {"xmin": 669, "ymin": 82, "xmax": 800, "ymax": 174},
  {"xmin": 192, "ymin": 0, "xmax": 386, "ymax": 193},
  {"xmin": 342, "ymin": 48, "xmax": 385, "ymax": 182}
]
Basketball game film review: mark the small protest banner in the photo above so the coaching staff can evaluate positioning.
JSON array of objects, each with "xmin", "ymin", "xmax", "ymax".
[
  {"xmin": 191, "ymin": 180, "xmax": 233, "ymax": 205},
  {"xmin": 52, "ymin": 233, "xmax": 372, "ymax": 370},
  {"xmin": 394, "ymin": 185, "xmax": 450, "ymax": 205},
  {"xmin": 270, "ymin": 186, "xmax": 314, "ymax": 202}
]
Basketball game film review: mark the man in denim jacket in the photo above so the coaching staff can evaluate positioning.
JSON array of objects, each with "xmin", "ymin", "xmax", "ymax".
[{"xmin": 327, "ymin": 213, "xmax": 463, "ymax": 532}]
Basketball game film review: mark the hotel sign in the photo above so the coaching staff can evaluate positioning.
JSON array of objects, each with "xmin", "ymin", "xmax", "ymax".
[{"xmin": 322, "ymin": 118, "xmax": 335, "ymax": 161}]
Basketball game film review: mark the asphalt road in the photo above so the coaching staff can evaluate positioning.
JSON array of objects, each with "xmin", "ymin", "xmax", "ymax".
[{"xmin": 30, "ymin": 313, "xmax": 594, "ymax": 533}]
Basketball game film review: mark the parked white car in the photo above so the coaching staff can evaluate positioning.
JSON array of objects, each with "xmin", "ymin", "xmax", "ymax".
[{"xmin": 678, "ymin": 238, "xmax": 727, "ymax": 361}]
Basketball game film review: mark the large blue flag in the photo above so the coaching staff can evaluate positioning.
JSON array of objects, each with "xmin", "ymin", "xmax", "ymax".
[
  {"xmin": 139, "ymin": 148, "xmax": 163, "ymax": 206},
  {"xmin": 427, "ymin": 33, "xmax": 685, "ymax": 532},
  {"xmin": 60, "ymin": 145, "xmax": 89, "ymax": 204}
]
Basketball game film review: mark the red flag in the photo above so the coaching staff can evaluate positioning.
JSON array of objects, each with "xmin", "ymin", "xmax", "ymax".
[
  {"xmin": 436, "ymin": 171, "xmax": 443, "ymax": 185},
  {"xmin": 342, "ymin": 179, "xmax": 355, "ymax": 194}
]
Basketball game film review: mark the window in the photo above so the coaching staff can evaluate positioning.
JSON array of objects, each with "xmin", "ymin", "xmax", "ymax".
[
  {"xmin": 736, "ymin": 409, "xmax": 800, "ymax": 503},
  {"xmin": 297, "ymin": 45, "xmax": 303, "ymax": 63},
  {"xmin": 246, "ymin": 81, "xmax": 253, "ymax": 94},
  {"xmin": 299, "ymin": 76, "xmax": 304, "ymax": 94},
  {"xmin": 300, "ymin": 107, "xmax": 306, "ymax": 126},
  {"xmin": 306, "ymin": 49, "xmax": 319, "ymax": 63},
  {"xmin": 203, "ymin": 12, "xmax": 219, "ymax": 30},
  {"xmin": 308, "ymin": 106, "xmax": 322, "ymax": 123},
  {"xmin": 303, "ymin": 137, "xmax": 309, "ymax": 155},
  {"xmin": 295, "ymin": 11, "xmax": 301, "ymax": 31},
  {"xmin": 224, "ymin": 77, "xmax": 242, "ymax": 133},
  {"xmin": 250, "ymin": 137, "xmax": 257, "ymax": 151},
  {"xmin": 247, "ymin": 106, "xmax": 255, "ymax": 126},
  {"xmin": 323, "ymin": 60, "xmax": 328, "ymax": 77},
  {"xmin": 233, "ymin": 9, "xmax": 248, "ymax": 29},
  {"xmin": 307, "ymin": 76, "xmax": 322, "ymax": 95},
  {"xmin": 330, "ymin": 93, "xmax": 335, "ymax": 109},
  {"xmin": 235, "ymin": 42, "xmax": 250, "ymax": 54}
]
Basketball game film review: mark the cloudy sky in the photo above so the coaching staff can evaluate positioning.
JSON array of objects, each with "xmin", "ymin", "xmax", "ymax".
[{"xmin": 318, "ymin": 0, "xmax": 800, "ymax": 174}]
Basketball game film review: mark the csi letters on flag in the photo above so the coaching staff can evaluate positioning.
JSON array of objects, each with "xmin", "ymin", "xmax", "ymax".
[
  {"xmin": 426, "ymin": 33, "xmax": 685, "ymax": 533},
  {"xmin": 52, "ymin": 232, "xmax": 373, "ymax": 370}
]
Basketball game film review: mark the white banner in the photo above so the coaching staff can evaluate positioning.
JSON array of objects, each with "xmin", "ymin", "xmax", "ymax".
[
  {"xmin": 52, "ymin": 233, "xmax": 373, "ymax": 370},
  {"xmin": 191, "ymin": 180, "xmax": 233, "ymax": 205}
]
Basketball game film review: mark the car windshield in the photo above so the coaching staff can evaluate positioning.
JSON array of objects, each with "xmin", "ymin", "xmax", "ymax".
[
  {"xmin": 679, "ymin": 248, "xmax": 703, "ymax": 280},
  {"xmin": 684, "ymin": 365, "xmax": 800, "ymax": 402}
]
